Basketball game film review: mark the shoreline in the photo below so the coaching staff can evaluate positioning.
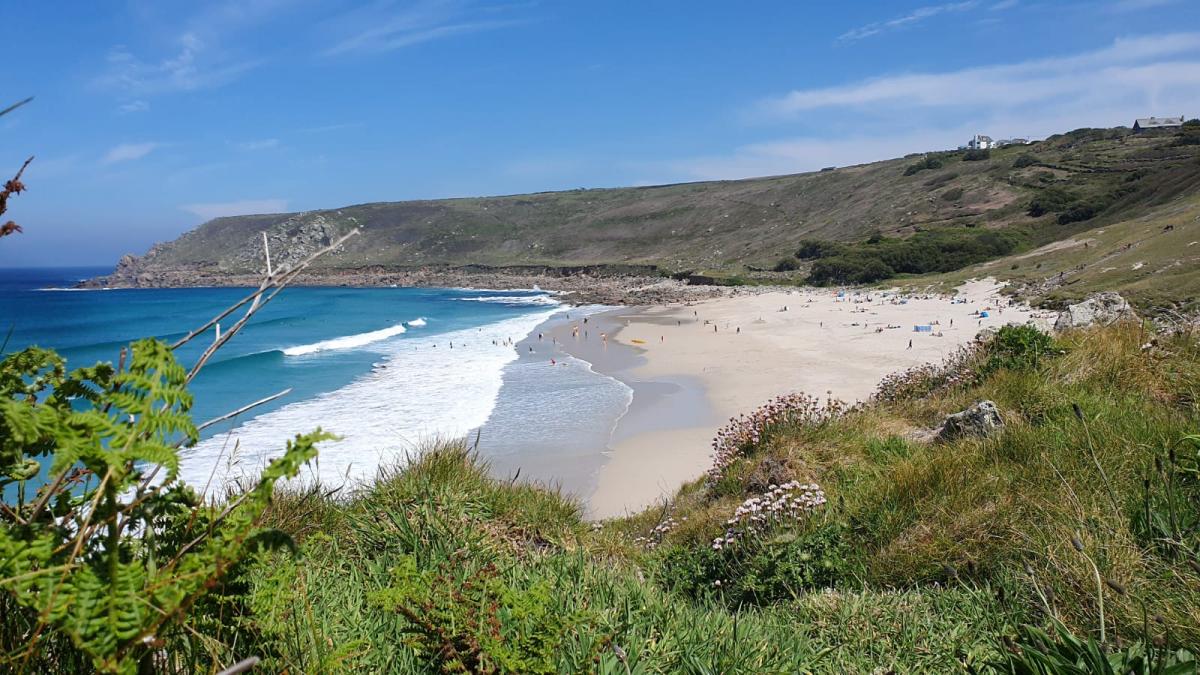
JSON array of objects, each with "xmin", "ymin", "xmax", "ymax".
[{"xmin": 503, "ymin": 278, "xmax": 1055, "ymax": 519}]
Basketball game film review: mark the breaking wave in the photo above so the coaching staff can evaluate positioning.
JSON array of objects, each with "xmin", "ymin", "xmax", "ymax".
[{"xmin": 282, "ymin": 319, "xmax": 425, "ymax": 356}]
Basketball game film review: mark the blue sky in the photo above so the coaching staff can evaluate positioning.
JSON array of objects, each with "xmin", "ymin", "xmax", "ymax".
[{"xmin": 3, "ymin": 0, "xmax": 1200, "ymax": 265}]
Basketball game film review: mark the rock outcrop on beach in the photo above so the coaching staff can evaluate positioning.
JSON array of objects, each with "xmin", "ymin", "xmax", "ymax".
[
  {"xmin": 937, "ymin": 400, "xmax": 1004, "ymax": 441},
  {"xmin": 1054, "ymin": 292, "xmax": 1138, "ymax": 331}
]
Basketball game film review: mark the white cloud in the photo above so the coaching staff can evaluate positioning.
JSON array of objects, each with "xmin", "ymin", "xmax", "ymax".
[
  {"xmin": 762, "ymin": 33, "xmax": 1200, "ymax": 115},
  {"xmin": 839, "ymin": 2, "xmax": 980, "ymax": 41},
  {"xmin": 664, "ymin": 33, "xmax": 1200, "ymax": 182},
  {"xmin": 236, "ymin": 138, "xmax": 280, "ymax": 151},
  {"xmin": 1110, "ymin": 0, "xmax": 1180, "ymax": 11},
  {"xmin": 181, "ymin": 199, "xmax": 288, "ymax": 221},
  {"xmin": 97, "ymin": 34, "xmax": 261, "ymax": 95},
  {"xmin": 93, "ymin": 1, "xmax": 296, "ymax": 96},
  {"xmin": 323, "ymin": 1, "xmax": 530, "ymax": 56},
  {"xmin": 102, "ymin": 142, "xmax": 161, "ymax": 164},
  {"xmin": 118, "ymin": 99, "xmax": 149, "ymax": 114}
]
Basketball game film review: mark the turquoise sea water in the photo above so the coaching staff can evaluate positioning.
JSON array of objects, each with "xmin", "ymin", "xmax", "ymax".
[{"xmin": 1, "ymin": 267, "xmax": 628, "ymax": 494}]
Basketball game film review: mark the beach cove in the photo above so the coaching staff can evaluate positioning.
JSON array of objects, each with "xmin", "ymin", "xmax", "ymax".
[{"xmin": 483, "ymin": 278, "xmax": 1053, "ymax": 518}]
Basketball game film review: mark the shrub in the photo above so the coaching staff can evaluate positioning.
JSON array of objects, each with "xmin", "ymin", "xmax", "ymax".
[
  {"xmin": 795, "ymin": 239, "xmax": 847, "ymax": 260},
  {"xmin": 1057, "ymin": 203, "xmax": 1100, "ymax": 224},
  {"xmin": 941, "ymin": 187, "xmax": 964, "ymax": 202},
  {"xmin": 660, "ymin": 519, "xmax": 853, "ymax": 606},
  {"xmin": 904, "ymin": 155, "xmax": 945, "ymax": 176},
  {"xmin": 1028, "ymin": 187, "xmax": 1077, "ymax": 217},
  {"xmin": 963, "ymin": 149, "xmax": 991, "ymax": 162},
  {"xmin": 773, "ymin": 257, "xmax": 800, "ymax": 272},
  {"xmin": 979, "ymin": 324, "xmax": 1061, "ymax": 376},
  {"xmin": 807, "ymin": 256, "xmax": 895, "ymax": 285},
  {"xmin": 1013, "ymin": 154, "xmax": 1039, "ymax": 168}
]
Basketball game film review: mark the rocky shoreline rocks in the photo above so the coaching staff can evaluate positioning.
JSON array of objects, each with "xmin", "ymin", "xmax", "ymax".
[{"xmin": 77, "ymin": 266, "xmax": 742, "ymax": 306}]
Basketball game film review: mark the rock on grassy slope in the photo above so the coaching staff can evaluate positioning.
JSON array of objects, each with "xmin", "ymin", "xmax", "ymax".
[
  {"xmin": 93, "ymin": 125, "xmax": 1200, "ymax": 303},
  {"xmin": 229, "ymin": 322, "xmax": 1199, "ymax": 672}
]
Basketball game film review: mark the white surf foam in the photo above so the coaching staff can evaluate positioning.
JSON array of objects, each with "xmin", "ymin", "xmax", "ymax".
[
  {"xmin": 407, "ymin": 317, "xmax": 427, "ymax": 327},
  {"xmin": 458, "ymin": 295, "xmax": 560, "ymax": 307},
  {"xmin": 180, "ymin": 308, "xmax": 558, "ymax": 492},
  {"xmin": 282, "ymin": 319, "xmax": 425, "ymax": 356}
]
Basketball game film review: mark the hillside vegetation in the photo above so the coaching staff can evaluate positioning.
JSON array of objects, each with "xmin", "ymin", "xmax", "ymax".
[
  {"xmin": 9, "ymin": 322, "xmax": 1194, "ymax": 672},
  {"xmin": 102, "ymin": 125, "xmax": 1200, "ymax": 313},
  {"xmin": 228, "ymin": 322, "xmax": 1200, "ymax": 673}
]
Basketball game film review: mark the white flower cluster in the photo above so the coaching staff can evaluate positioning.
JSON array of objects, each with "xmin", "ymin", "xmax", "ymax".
[
  {"xmin": 711, "ymin": 481, "xmax": 826, "ymax": 550},
  {"xmin": 634, "ymin": 514, "xmax": 686, "ymax": 549}
]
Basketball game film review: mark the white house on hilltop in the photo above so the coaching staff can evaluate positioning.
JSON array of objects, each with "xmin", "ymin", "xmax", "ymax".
[
  {"xmin": 1133, "ymin": 116, "xmax": 1185, "ymax": 132},
  {"xmin": 966, "ymin": 134, "xmax": 995, "ymax": 150}
]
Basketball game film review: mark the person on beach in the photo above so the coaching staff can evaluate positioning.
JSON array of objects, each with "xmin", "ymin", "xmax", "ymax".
[{"xmin": 908, "ymin": 339, "xmax": 913, "ymax": 350}]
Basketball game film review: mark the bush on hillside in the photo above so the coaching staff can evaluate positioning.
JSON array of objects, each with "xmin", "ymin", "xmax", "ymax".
[
  {"xmin": 980, "ymin": 324, "xmax": 1061, "ymax": 376},
  {"xmin": 1028, "ymin": 187, "xmax": 1078, "ymax": 217},
  {"xmin": 904, "ymin": 155, "xmax": 945, "ymax": 176},
  {"xmin": 773, "ymin": 256, "xmax": 800, "ymax": 272},
  {"xmin": 1013, "ymin": 153, "xmax": 1039, "ymax": 168},
  {"xmin": 807, "ymin": 255, "xmax": 895, "ymax": 285},
  {"xmin": 941, "ymin": 187, "xmax": 964, "ymax": 202},
  {"xmin": 802, "ymin": 229, "xmax": 1021, "ymax": 286},
  {"xmin": 659, "ymin": 521, "xmax": 853, "ymax": 606},
  {"xmin": 963, "ymin": 149, "xmax": 991, "ymax": 162},
  {"xmin": 794, "ymin": 239, "xmax": 847, "ymax": 260}
]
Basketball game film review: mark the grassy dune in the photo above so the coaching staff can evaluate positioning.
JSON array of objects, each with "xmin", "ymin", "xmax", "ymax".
[{"xmin": 225, "ymin": 322, "xmax": 1200, "ymax": 673}]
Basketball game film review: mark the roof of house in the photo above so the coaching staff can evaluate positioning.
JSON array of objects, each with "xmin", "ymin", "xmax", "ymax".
[{"xmin": 1134, "ymin": 116, "xmax": 1185, "ymax": 128}]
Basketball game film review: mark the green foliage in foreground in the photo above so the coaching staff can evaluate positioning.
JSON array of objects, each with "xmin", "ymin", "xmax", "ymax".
[
  {"xmin": 0, "ymin": 340, "xmax": 327, "ymax": 673},
  {"xmin": 4, "ymin": 322, "xmax": 1200, "ymax": 673}
]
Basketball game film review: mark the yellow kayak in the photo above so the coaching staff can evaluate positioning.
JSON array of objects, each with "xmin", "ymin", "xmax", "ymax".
[{"xmin": 630, "ymin": 339, "xmax": 646, "ymax": 344}]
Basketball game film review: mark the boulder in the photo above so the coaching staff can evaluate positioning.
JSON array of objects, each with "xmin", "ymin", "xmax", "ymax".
[
  {"xmin": 938, "ymin": 400, "xmax": 1003, "ymax": 441},
  {"xmin": 1054, "ymin": 292, "xmax": 1137, "ymax": 331}
]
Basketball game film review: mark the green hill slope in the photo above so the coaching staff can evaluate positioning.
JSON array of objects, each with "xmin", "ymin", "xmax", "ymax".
[{"xmin": 97, "ymin": 124, "xmax": 1200, "ymax": 310}]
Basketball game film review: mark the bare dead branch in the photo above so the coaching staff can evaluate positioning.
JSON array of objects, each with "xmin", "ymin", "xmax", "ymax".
[{"xmin": 194, "ymin": 388, "xmax": 292, "ymax": 434}]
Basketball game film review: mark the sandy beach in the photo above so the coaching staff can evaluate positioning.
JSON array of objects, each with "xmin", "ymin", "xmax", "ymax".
[{"xmin": 522, "ymin": 278, "xmax": 1053, "ymax": 518}]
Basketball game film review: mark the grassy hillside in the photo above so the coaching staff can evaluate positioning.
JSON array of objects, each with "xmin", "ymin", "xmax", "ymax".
[
  {"xmin": 164, "ymin": 322, "xmax": 1197, "ymax": 673},
  {"xmin": 110, "ymin": 125, "xmax": 1200, "ymax": 292}
]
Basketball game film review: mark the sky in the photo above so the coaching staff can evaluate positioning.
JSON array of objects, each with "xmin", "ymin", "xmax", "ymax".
[{"xmin": 3, "ymin": 0, "xmax": 1200, "ymax": 266}]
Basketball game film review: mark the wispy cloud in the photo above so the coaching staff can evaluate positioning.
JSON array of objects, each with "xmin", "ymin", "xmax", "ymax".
[
  {"xmin": 102, "ymin": 142, "xmax": 161, "ymax": 165},
  {"xmin": 664, "ymin": 33, "xmax": 1200, "ymax": 182},
  {"xmin": 181, "ymin": 199, "xmax": 288, "ymax": 221},
  {"xmin": 235, "ymin": 138, "xmax": 280, "ymax": 151},
  {"xmin": 323, "ymin": 1, "xmax": 530, "ymax": 56},
  {"xmin": 1110, "ymin": 0, "xmax": 1180, "ymax": 11},
  {"xmin": 300, "ymin": 121, "xmax": 365, "ymax": 133},
  {"xmin": 96, "ymin": 34, "xmax": 262, "ymax": 95},
  {"xmin": 839, "ymin": 2, "xmax": 980, "ymax": 41},
  {"xmin": 93, "ymin": 0, "xmax": 297, "ymax": 96},
  {"xmin": 117, "ymin": 99, "xmax": 149, "ymax": 114},
  {"xmin": 762, "ymin": 33, "xmax": 1200, "ymax": 115}
]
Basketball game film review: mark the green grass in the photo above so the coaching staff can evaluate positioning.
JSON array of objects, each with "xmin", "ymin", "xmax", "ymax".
[{"xmin": 209, "ymin": 322, "xmax": 1200, "ymax": 673}]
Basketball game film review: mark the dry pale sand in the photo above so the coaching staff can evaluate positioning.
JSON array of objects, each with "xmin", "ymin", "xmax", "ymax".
[{"xmin": 586, "ymin": 278, "xmax": 1053, "ymax": 518}]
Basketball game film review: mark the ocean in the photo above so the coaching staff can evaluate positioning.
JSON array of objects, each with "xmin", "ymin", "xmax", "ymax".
[{"xmin": 0, "ymin": 267, "xmax": 631, "ymax": 496}]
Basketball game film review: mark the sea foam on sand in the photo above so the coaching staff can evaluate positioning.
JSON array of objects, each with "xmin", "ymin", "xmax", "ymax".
[{"xmin": 180, "ymin": 308, "xmax": 558, "ymax": 492}]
